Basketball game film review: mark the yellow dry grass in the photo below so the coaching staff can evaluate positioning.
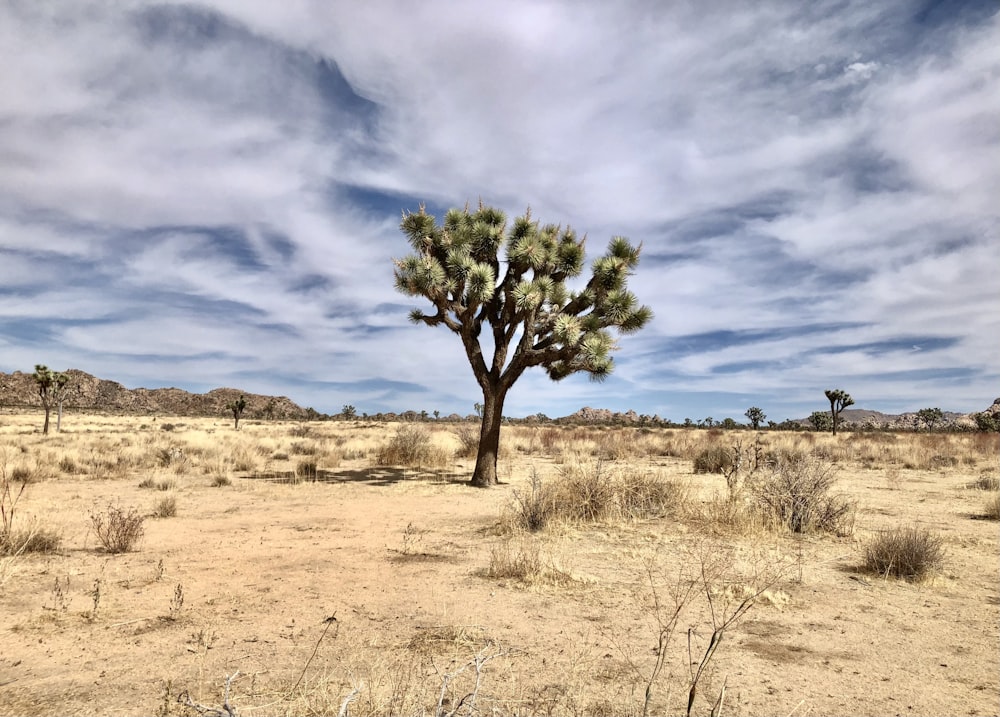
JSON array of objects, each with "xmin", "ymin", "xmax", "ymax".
[{"xmin": 0, "ymin": 410, "xmax": 997, "ymax": 716}]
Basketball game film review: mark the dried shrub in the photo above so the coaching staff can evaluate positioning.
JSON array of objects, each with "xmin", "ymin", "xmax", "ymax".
[
  {"xmin": 289, "ymin": 441, "xmax": 320, "ymax": 456},
  {"xmin": 1, "ymin": 525, "xmax": 62, "ymax": 555},
  {"xmin": 453, "ymin": 425, "xmax": 480, "ymax": 458},
  {"xmin": 509, "ymin": 470, "xmax": 555, "ymax": 532},
  {"xmin": 967, "ymin": 474, "xmax": 999, "ymax": 491},
  {"xmin": 211, "ymin": 474, "xmax": 232, "ymax": 487},
  {"xmin": 983, "ymin": 493, "xmax": 1000, "ymax": 521},
  {"xmin": 9, "ymin": 465, "xmax": 35, "ymax": 484},
  {"xmin": 506, "ymin": 463, "xmax": 687, "ymax": 531},
  {"xmin": 863, "ymin": 526, "xmax": 945, "ymax": 581},
  {"xmin": 376, "ymin": 426, "xmax": 450, "ymax": 468},
  {"xmin": 152, "ymin": 496, "xmax": 178, "ymax": 518},
  {"xmin": 485, "ymin": 537, "xmax": 574, "ymax": 586},
  {"xmin": 295, "ymin": 459, "xmax": 318, "ymax": 480},
  {"xmin": 554, "ymin": 461, "xmax": 617, "ymax": 521},
  {"xmin": 90, "ymin": 504, "xmax": 145, "ymax": 553},
  {"xmin": 58, "ymin": 456, "xmax": 78, "ymax": 474},
  {"xmin": 747, "ymin": 457, "xmax": 854, "ymax": 534},
  {"xmin": 692, "ymin": 446, "xmax": 732, "ymax": 474},
  {"xmin": 616, "ymin": 469, "xmax": 689, "ymax": 519}
]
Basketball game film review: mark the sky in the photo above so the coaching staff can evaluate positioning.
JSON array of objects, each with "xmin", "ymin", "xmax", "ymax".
[{"xmin": 1, "ymin": 0, "xmax": 998, "ymax": 423}]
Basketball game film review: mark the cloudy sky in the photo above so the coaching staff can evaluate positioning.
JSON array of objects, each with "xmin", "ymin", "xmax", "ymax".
[{"xmin": 1, "ymin": 1, "xmax": 997, "ymax": 422}]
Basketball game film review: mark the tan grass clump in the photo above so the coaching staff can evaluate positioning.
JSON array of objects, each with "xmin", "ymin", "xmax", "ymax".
[
  {"xmin": 863, "ymin": 526, "xmax": 945, "ymax": 581},
  {"xmin": 90, "ymin": 503, "xmax": 145, "ymax": 553},
  {"xmin": 485, "ymin": 536, "xmax": 576, "ymax": 586},
  {"xmin": 983, "ymin": 493, "xmax": 1000, "ymax": 520},
  {"xmin": 504, "ymin": 462, "xmax": 687, "ymax": 532},
  {"xmin": 375, "ymin": 425, "xmax": 451, "ymax": 468},
  {"xmin": 746, "ymin": 456, "xmax": 854, "ymax": 535},
  {"xmin": 152, "ymin": 495, "xmax": 178, "ymax": 518}
]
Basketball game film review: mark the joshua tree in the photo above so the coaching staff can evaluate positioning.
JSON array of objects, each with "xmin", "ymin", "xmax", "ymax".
[
  {"xmin": 394, "ymin": 202, "xmax": 652, "ymax": 487},
  {"xmin": 824, "ymin": 389, "xmax": 854, "ymax": 435},
  {"xmin": 33, "ymin": 365, "xmax": 71, "ymax": 435},
  {"xmin": 341, "ymin": 404, "xmax": 357, "ymax": 420},
  {"xmin": 745, "ymin": 406, "xmax": 766, "ymax": 430},
  {"xmin": 227, "ymin": 395, "xmax": 247, "ymax": 430},
  {"xmin": 916, "ymin": 407, "xmax": 944, "ymax": 431}
]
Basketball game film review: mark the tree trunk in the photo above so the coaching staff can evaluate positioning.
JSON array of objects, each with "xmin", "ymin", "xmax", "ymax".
[
  {"xmin": 470, "ymin": 385, "xmax": 507, "ymax": 487},
  {"xmin": 57, "ymin": 400, "xmax": 64, "ymax": 432},
  {"xmin": 42, "ymin": 406, "xmax": 51, "ymax": 435}
]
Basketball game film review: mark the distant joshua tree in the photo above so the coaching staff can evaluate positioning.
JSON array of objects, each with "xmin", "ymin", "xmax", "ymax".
[
  {"xmin": 227, "ymin": 395, "xmax": 247, "ymax": 430},
  {"xmin": 33, "ymin": 365, "xmax": 71, "ymax": 435},
  {"xmin": 916, "ymin": 407, "xmax": 944, "ymax": 431},
  {"xmin": 824, "ymin": 389, "xmax": 854, "ymax": 435},
  {"xmin": 745, "ymin": 406, "xmax": 766, "ymax": 430},
  {"xmin": 341, "ymin": 404, "xmax": 357, "ymax": 420}
]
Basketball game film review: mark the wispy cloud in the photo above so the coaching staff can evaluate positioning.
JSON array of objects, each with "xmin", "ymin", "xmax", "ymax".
[{"xmin": 0, "ymin": 0, "xmax": 997, "ymax": 421}]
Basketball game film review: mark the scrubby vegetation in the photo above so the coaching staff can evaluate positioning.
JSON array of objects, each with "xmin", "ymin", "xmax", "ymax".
[{"xmin": 0, "ymin": 413, "xmax": 995, "ymax": 716}]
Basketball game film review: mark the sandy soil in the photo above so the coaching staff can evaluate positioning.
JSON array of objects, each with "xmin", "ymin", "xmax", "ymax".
[{"xmin": 0, "ymin": 416, "xmax": 997, "ymax": 716}]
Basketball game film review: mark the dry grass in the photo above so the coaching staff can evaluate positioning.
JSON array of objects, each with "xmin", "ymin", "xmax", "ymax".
[
  {"xmin": 90, "ymin": 503, "xmax": 145, "ymax": 553},
  {"xmin": 151, "ymin": 495, "xmax": 178, "ymax": 518},
  {"xmin": 983, "ymin": 493, "xmax": 1000, "ymax": 520},
  {"xmin": 863, "ymin": 526, "xmax": 945, "ymax": 581},
  {"xmin": 484, "ymin": 536, "xmax": 577, "ymax": 587},
  {"xmin": 503, "ymin": 461, "xmax": 688, "ymax": 532},
  {"xmin": 0, "ymin": 413, "xmax": 997, "ymax": 716},
  {"xmin": 375, "ymin": 425, "xmax": 453, "ymax": 468}
]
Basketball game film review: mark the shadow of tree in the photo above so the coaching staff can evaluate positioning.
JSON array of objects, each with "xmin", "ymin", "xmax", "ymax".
[{"xmin": 243, "ymin": 466, "xmax": 472, "ymax": 487}]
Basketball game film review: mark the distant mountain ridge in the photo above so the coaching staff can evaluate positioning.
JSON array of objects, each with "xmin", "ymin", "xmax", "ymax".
[
  {"xmin": 0, "ymin": 369, "xmax": 309, "ymax": 420},
  {"xmin": 563, "ymin": 402, "xmax": 998, "ymax": 430}
]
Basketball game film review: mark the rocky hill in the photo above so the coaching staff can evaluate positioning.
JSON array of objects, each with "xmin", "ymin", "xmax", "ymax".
[{"xmin": 0, "ymin": 369, "xmax": 310, "ymax": 420}]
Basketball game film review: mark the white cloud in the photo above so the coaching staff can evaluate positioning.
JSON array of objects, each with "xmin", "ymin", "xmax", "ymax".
[{"xmin": 1, "ymin": 0, "xmax": 997, "ymax": 418}]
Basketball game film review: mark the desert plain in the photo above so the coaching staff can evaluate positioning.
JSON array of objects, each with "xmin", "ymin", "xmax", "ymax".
[{"xmin": 0, "ymin": 412, "xmax": 997, "ymax": 716}]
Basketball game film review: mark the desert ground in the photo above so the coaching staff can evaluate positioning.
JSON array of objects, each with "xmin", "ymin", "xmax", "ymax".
[{"xmin": 0, "ymin": 412, "xmax": 997, "ymax": 717}]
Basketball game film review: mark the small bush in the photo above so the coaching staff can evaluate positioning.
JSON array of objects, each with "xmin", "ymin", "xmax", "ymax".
[
  {"xmin": 211, "ymin": 474, "xmax": 232, "ymax": 487},
  {"xmin": 295, "ymin": 460, "xmax": 318, "ymax": 480},
  {"xmin": 967, "ymin": 474, "xmax": 999, "ymax": 491},
  {"xmin": 1, "ymin": 526, "xmax": 62, "ymax": 555},
  {"xmin": 376, "ymin": 426, "xmax": 450, "ymax": 468},
  {"xmin": 289, "ymin": 441, "xmax": 319, "ymax": 456},
  {"xmin": 152, "ymin": 496, "xmax": 178, "ymax": 518},
  {"xmin": 747, "ymin": 457, "xmax": 853, "ymax": 534},
  {"xmin": 160, "ymin": 423, "xmax": 176, "ymax": 432},
  {"xmin": 693, "ymin": 446, "xmax": 732, "ymax": 474},
  {"xmin": 453, "ymin": 426, "xmax": 480, "ymax": 458},
  {"xmin": 983, "ymin": 493, "xmax": 1000, "ymax": 520},
  {"xmin": 138, "ymin": 478, "xmax": 175, "ymax": 491},
  {"xmin": 90, "ymin": 504, "xmax": 145, "ymax": 553},
  {"xmin": 509, "ymin": 471, "xmax": 555, "ymax": 532},
  {"xmin": 9, "ymin": 465, "xmax": 35, "ymax": 483},
  {"xmin": 555, "ymin": 461, "xmax": 617, "ymax": 521},
  {"xmin": 58, "ymin": 456, "xmax": 78, "ymax": 474},
  {"xmin": 485, "ymin": 537, "xmax": 573, "ymax": 586},
  {"xmin": 863, "ymin": 526, "xmax": 945, "ymax": 580},
  {"xmin": 617, "ymin": 469, "xmax": 688, "ymax": 519}
]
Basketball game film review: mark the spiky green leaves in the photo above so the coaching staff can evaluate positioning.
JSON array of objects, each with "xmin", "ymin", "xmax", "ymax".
[{"xmin": 394, "ymin": 203, "xmax": 651, "ymax": 386}]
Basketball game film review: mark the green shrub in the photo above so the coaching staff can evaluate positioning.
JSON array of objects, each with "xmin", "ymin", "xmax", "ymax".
[{"xmin": 863, "ymin": 526, "xmax": 945, "ymax": 580}]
